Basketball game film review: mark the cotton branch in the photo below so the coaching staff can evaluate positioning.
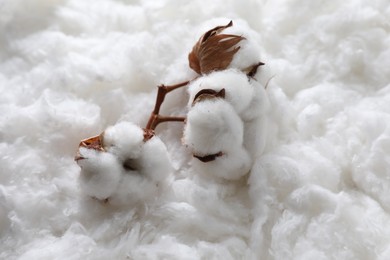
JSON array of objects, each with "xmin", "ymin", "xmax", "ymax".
[{"xmin": 143, "ymin": 81, "xmax": 189, "ymax": 140}]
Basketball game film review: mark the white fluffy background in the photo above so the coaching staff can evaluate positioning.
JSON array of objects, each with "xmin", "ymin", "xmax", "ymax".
[{"xmin": 1, "ymin": 0, "xmax": 390, "ymax": 259}]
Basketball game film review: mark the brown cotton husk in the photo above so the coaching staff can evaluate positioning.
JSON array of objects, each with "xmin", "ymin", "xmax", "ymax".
[
  {"xmin": 243, "ymin": 61, "xmax": 265, "ymax": 78},
  {"xmin": 188, "ymin": 21, "xmax": 245, "ymax": 74},
  {"xmin": 75, "ymin": 133, "xmax": 105, "ymax": 161},
  {"xmin": 192, "ymin": 88, "xmax": 226, "ymax": 105}
]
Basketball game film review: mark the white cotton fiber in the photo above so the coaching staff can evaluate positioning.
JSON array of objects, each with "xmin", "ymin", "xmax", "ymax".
[
  {"xmin": 184, "ymin": 98, "xmax": 244, "ymax": 156},
  {"xmin": 77, "ymin": 147, "xmax": 122, "ymax": 200},
  {"xmin": 3, "ymin": 0, "xmax": 390, "ymax": 259},
  {"xmin": 139, "ymin": 135, "xmax": 172, "ymax": 183},
  {"xmin": 183, "ymin": 98, "xmax": 253, "ymax": 180},
  {"xmin": 78, "ymin": 121, "xmax": 173, "ymax": 206},
  {"xmin": 223, "ymin": 20, "xmax": 263, "ymax": 72},
  {"xmin": 191, "ymin": 146, "xmax": 252, "ymax": 180},
  {"xmin": 104, "ymin": 121, "xmax": 144, "ymax": 161},
  {"xmin": 108, "ymin": 172, "xmax": 161, "ymax": 206},
  {"xmin": 0, "ymin": 189, "xmax": 10, "ymax": 235},
  {"xmin": 188, "ymin": 69, "xmax": 258, "ymax": 120}
]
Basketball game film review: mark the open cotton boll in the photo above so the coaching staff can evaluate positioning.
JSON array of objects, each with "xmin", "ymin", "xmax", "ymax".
[
  {"xmin": 104, "ymin": 121, "xmax": 144, "ymax": 161},
  {"xmin": 77, "ymin": 121, "xmax": 173, "ymax": 206},
  {"xmin": 184, "ymin": 98, "xmax": 244, "ymax": 156},
  {"xmin": 77, "ymin": 147, "xmax": 122, "ymax": 200},
  {"xmin": 188, "ymin": 69, "xmax": 263, "ymax": 121}
]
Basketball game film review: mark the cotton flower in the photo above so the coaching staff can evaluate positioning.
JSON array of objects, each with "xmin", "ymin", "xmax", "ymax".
[
  {"xmin": 76, "ymin": 121, "xmax": 172, "ymax": 206},
  {"xmin": 183, "ymin": 98, "xmax": 251, "ymax": 180},
  {"xmin": 188, "ymin": 69, "xmax": 266, "ymax": 121}
]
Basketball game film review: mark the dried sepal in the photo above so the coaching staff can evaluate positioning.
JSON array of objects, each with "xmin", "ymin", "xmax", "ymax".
[
  {"xmin": 193, "ymin": 151, "xmax": 223, "ymax": 163},
  {"xmin": 192, "ymin": 88, "xmax": 226, "ymax": 105},
  {"xmin": 243, "ymin": 61, "xmax": 265, "ymax": 78},
  {"xmin": 75, "ymin": 133, "xmax": 105, "ymax": 161},
  {"xmin": 188, "ymin": 21, "xmax": 245, "ymax": 74},
  {"xmin": 143, "ymin": 128, "xmax": 156, "ymax": 142}
]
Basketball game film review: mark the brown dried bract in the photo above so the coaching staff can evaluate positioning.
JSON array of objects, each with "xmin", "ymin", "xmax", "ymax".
[
  {"xmin": 75, "ymin": 133, "xmax": 105, "ymax": 161},
  {"xmin": 192, "ymin": 88, "xmax": 226, "ymax": 105},
  {"xmin": 243, "ymin": 61, "xmax": 265, "ymax": 78},
  {"xmin": 193, "ymin": 151, "xmax": 224, "ymax": 163},
  {"xmin": 188, "ymin": 21, "xmax": 245, "ymax": 75}
]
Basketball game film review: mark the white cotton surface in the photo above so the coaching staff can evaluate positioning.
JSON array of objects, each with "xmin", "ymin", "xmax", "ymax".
[
  {"xmin": 78, "ymin": 121, "xmax": 173, "ymax": 206},
  {"xmin": 224, "ymin": 20, "xmax": 264, "ymax": 72},
  {"xmin": 191, "ymin": 146, "xmax": 252, "ymax": 181},
  {"xmin": 103, "ymin": 121, "xmax": 144, "ymax": 161},
  {"xmin": 2, "ymin": 0, "xmax": 390, "ymax": 259},
  {"xmin": 77, "ymin": 147, "xmax": 122, "ymax": 200},
  {"xmin": 188, "ymin": 69, "xmax": 256, "ymax": 120},
  {"xmin": 183, "ymin": 98, "xmax": 244, "ymax": 156},
  {"xmin": 139, "ymin": 135, "xmax": 172, "ymax": 183}
]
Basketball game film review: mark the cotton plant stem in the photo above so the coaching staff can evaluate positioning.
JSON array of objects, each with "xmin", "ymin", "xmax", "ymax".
[{"xmin": 144, "ymin": 81, "xmax": 190, "ymax": 140}]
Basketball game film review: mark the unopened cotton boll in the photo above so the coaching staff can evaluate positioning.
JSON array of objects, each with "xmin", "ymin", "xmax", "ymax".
[
  {"xmin": 188, "ymin": 69, "xmax": 264, "ymax": 121},
  {"xmin": 76, "ymin": 121, "xmax": 172, "ymax": 206},
  {"xmin": 184, "ymin": 98, "xmax": 244, "ymax": 156}
]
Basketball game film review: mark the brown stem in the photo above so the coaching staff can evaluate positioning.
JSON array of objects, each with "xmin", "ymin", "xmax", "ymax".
[
  {"xmin": 143, "ymin": 80, "xmax": 190, "ymax": 141},
  {"xmin": 150, "ymin": 115, "xmax": 186, "ymax": 130}
]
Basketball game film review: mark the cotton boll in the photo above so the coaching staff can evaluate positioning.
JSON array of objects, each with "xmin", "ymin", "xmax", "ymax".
[
  {"xmin": 77, "ymin": 147, "xmax": 122, "ymax": 200},
  {"xmin": 77, "ymin": 121, "xmax": 172, "ymax": 206},
  {"xmin": 184, "ymin": 98, "xmax": 244, "ymax": 156}
]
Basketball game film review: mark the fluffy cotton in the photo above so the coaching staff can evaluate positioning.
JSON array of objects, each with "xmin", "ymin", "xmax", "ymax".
[
  {"xmin": 224, "ymin": 20, "xmax": 264, "ymax": 72},
  {"xmin": 77, "ymin": 147, "xmax": 122, "ymax": 200},
  {"xmin": 77, "ymin": 121, "xmax": 172, "ymax": 206},
  {"xmin": 184, "ymin": 98, "xmax": 244, "ymax": 156},
  {"xmin": 2, "ymin": 0, "xmax": 390, "ymax": 259},
  {"xmin": 187, "ymin": 70, "xmax": 270, "ymax": 160},
  {"xmin": 183, "ymin": 98, "xmax": 251, "ymax": 180},
  {"xmin": 191, "ymin": 146, "xmax": 252, "ymax": 181},
  {"xmin": 188, "ymin": 69, "xmax": 267, "ymax": 121},
  {"xmin": 103, "ymin": 121, "xmax": 145, "ymax": 161}
]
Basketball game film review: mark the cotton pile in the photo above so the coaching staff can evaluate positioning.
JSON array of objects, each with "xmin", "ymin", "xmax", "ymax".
[{"xmin": 1, "ymin": 0, "xmax": 390, "ymax": 259}]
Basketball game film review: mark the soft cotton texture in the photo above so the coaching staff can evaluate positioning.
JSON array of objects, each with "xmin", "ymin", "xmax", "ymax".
[
  {"xmin": 188, "ymin": 69, "xmax": 260, "ymax": 121},
  {"xmin": 184, "ymin": 98, "xmax": 251, "ymax": 180},
  {"xmin": 77, "ymin": 121, "xmax": 172, "ymax": 206},
  {"xmin": 1, "ymin": 0, "xmax": 390, "ymax": 259}
]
